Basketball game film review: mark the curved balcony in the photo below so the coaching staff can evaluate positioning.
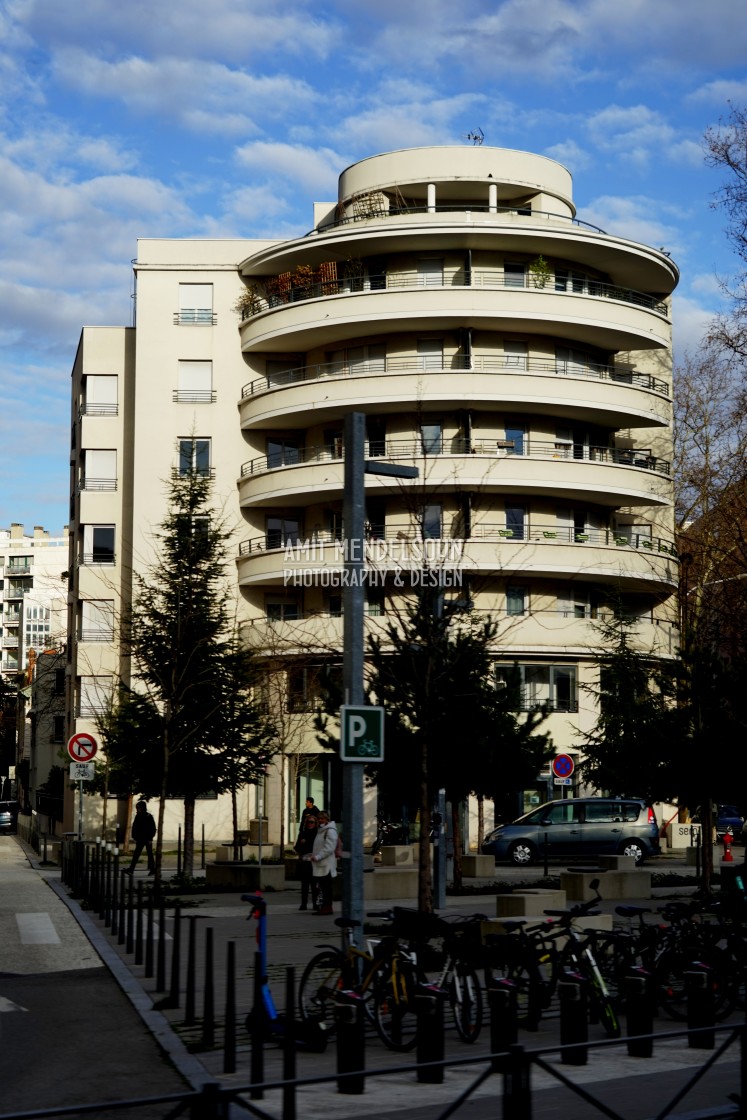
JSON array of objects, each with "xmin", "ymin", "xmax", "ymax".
[
  {"xmin": 236, "ymin": 524, "xmax": 677, "ymax": 591},
  {"xmin": 239, "ymin": 274, "xmax": 670, "ymax": 356},
  {"xmin": 239, "ymin": 609, "xmax": 679, "ymax": 660},
  {"xmin": 239, "ymin": 355, "xmax": 669, "ymax": 433},
  {"xmin": 239, "ymin": 439, "xmax": 670, "ymax": 508}
]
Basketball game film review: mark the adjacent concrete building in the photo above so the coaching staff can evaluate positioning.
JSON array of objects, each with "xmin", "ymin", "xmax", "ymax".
[{"xmin": 66, "ymin": 145, "xmax": 679, "ymax": 846}]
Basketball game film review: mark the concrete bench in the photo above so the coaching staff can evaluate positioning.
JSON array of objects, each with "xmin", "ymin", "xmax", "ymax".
[
  {"xmin": 379, "ymin": 845, "xmax": 414, "ymax": 867},
  {"xmin": 462, "ymin": 854, "xmax": 496, "ymax": 878},
  {"xmin": 364, "ymin": 868, "xmax": 418, "ymax": 899},
  {"xmin": 495, "ymin": 888, "xmax": 567, "ymax": 918},
  {"xmin": 205, "ymin": 862, "xmax": 286, "ymax": 890},
  {"xmin": 560, "ymin": 868, "xmax": 651, "ymax": 901}
]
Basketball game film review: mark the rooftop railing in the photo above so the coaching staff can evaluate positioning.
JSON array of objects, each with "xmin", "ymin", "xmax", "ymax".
[
  {"xmin": 314, "ymin": 202, "xmax": 607, "ymax": 234},
  {"xmin": 241, "ymin": 354, "xmax": 669, "ymax": 399}
]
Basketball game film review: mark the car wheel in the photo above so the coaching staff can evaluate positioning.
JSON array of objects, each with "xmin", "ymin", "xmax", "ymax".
[
  {"xmin": 508, "ymin": 840, "xmax": 536, "ymax": 866},
  {"xmin": 620, "ymin": 840, "xmax": 645, "ymax": 864}
]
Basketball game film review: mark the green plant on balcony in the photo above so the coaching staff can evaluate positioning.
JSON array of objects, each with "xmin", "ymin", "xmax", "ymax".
[
  {"xmin": 528, "ymin": 255, "xmax": 552, "ymax": 289},
  {"xmin": 233, "ymin": 284, "xmax": 264, "ymax": 317}
]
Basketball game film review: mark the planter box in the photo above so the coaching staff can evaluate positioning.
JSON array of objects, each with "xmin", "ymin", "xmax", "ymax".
[
  {"xmin": 205, "ymin": 862, "xmax": 285, "ymax": 891},
  {"xmin": 380, "ymin": 845, "xmax": 414, "ymax": 867},
  {"xmin": 461, "ymin": 854, "xmax": 495, "ymax": 878}
]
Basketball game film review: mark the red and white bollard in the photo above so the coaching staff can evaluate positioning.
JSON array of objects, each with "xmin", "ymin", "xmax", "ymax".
[{"xmin": 722, "ymin": 829, "xmax": 734, "ymax": 862}]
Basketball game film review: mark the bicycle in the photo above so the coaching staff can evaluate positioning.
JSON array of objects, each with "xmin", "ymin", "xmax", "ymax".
[
  {"xmin": 427, "ymin": 912, "xmax": 486, "ymax": 1042},
  {"xmin": 487, "ymin": 878, "xmax": 620, "ymax": 1038},
  {"xmin": 298, "ymin": 909, "xmax": 427, "ymax": 1051}
]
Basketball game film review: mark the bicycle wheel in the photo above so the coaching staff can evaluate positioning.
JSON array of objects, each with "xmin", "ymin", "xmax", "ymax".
[
  {"xmin": 450, "ymin": 963, "xmax": 483, "ymax": 1042},
  {"xmin": 588, "ymin": 969, "xmax": 621, "ymax": 1038},
  {"xmin": 655, "ymin": 946, "xmax": 736, "ymax": 1021},
  {"xmin": 373, "ymin": 963, "xmax": 418, "ymax": 1051},
  {"xmin": 298, "ymin": 951, "xmax": 343, "ymax": 1023}
]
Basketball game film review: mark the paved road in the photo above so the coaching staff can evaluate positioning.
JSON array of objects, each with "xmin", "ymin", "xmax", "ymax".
[
  {"xmin": 0, "ymin": 837, "xmax": 190, "ymax": 1117},
  {"xmin": 0, "ymin": 836, "xmax": 742, "ymax": 1120}
]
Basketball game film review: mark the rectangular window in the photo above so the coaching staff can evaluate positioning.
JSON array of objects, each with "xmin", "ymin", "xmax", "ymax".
[
  {"xmin": 495, "ymin": 664, "xmax": 578, "ymax": 712},
  {"xmin": 176, "ymin": 361, "xmax": 214, "ymax": 402},
  {"xmin": 506, "ymin": 586, "xmax": 527, "ymax": 616},
  {"xmin": 504, "ymin": 262, "xmax": 526, "ymax": 288},
  {"xmin": 83, "ymin": 525, "xmax": 115, "ymax": 565},
  {"xmin": 422, "ymin": 504, "xmax": 442, "ymax": 540},
  {"xmin": 54, "ymin": 669, "xmax": 66, "ymax": 696},
  {"xmin": 418, "ymin": 259, "xmax": 443, "ymax": 287},
  {"xmin": 287, "ymin": 665, "xmax": 322, "ymax": 712},
  {"xmin": 80, "ymin": 600, "xmax": 115, "ymax": 641},
  {"xmin": 83, "ymin": 449, "xmax": 117, "ymax": 491},
  {"xmin": 83, "ymin": 376, "xmax": 118, "ymax": 415},
  {"xmin": 266, "ymin": 518, "xmax": 301, "ymax": 549},
  {"xmin": 177, "ymin": 283, "xmax": 214, "ymax": 324},
  {"xmin": 417, "ymin": 339, "xmax": 444, "ymax": 371},
  {"xmin": 505, "ymin": 504, "xmax": 525, "ymax": 541},
  {"xmin": 52, "ymin": 715, "xmax": 65, "ymax": 743},
  {"xmin": 178, "ymin": 438, "xmax": 211, "ymax": 476},
  {"xmin": 420, "ymin": 422, "xmax": 442, "ymax": 455},
  {"xmin": 367, "ymin": 416, "xmax": 386, "ymax": 458},
  {"xmin": 266, "ymin": 598, "xmax": 300, "ymax": 622},
  {"xmin": 504, "ymin": 340, "xmax": 528, "ymax": 370},
  {"xmin": 77, "ymin": 676, "xmax": 112, "ymax": 716},
  {"xmin": 504, "ymin": 424, "xmax": 525, "ymax": 456},
  {"xmin": 267, "ymin": 438, "xmax": 300, "ymax": 469}
]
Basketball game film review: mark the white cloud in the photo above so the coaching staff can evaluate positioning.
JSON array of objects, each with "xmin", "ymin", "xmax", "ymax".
[
  {"xmin": 687, "ymin": 79, "xmax": 747, "ymax": 105},
  {"xmin": 234, "ymin": 142, "xmax": 344, "ymax": 197},
  {"xmin": 671, "ymin": 294, "xmax": 715, "ymax": 360},
  {"xmin": 582, "ymin": 194, "xmax": 685, "ymax": 258},
  {"xmin": 543, "ymin": 139, "xmax": 592, "ymax": 174}
]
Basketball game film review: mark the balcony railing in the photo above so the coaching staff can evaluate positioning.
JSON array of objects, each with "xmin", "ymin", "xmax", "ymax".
[
  {"xmin": 240, "ymin": 268, "xmax": 668, "ymax": 320},
  {"xmin": 172, "ymin": 390, "xmax": 217, "ymax": 403},
  {"xmin": 173, "ymin": 310, "xmax": 216, "ymax": 325},
  {"xmin": 6, "ymin": 563, "xmax": 31, "ymax": 575},
  {"xmin": 238, "ymin": 524, "xmax": 678, "ymax": 559},
  {"xmin": 79, "ymin": 478, "xmax": 117, "ymax": 492},
  {"xmin": 240, "ymin": 438, "xmax": 670, "ymax": 479},
  {"xmin": 78, "ymin": 629, "xmax": 114, "ymax": 642},
  {"xmin": 241, "ymin": 354, "xmax": 669, "ymax": 400},
  {"xmin": 79, "ymin": 553, "xmax": 116, "ymax": 566},
  {"xmin": 2, "ymin": 635, "xmax": 20, "ymax": 648},
  {"xmin": 80, "ymin": 403, "xmax": 118, "ymax": 417},
  {"xmin": 313, "ymin": 201, "xmax": 607, "ymax": 233}
]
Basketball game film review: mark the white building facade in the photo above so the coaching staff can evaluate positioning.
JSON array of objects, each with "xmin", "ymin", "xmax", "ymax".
[{"xmin": 66, "ymin": 146, "xmax": 679, "ymax": 847}]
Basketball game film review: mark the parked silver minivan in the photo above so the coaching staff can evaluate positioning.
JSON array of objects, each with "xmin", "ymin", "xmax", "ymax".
[{"xmin": 481, "ymin": 798, "xmax": 660, "ymax": 866}]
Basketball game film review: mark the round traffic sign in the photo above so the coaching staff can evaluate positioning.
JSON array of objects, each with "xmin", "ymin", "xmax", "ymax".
[
  {"xmin": 67, "ymin": 732, "xmax": 98, "ymax": 763},
  {"xmin": 551, "ymin": 753, "xmax": 575, "ymax": 779}
]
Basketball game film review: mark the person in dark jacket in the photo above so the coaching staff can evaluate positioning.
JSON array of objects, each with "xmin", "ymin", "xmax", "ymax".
[
  {"xmin": 294, "ymin": 813, "xmax": 319, "ymax": 910},
  {"xmin": 126, "ymin": 800, "xmax": 156, "ymax": 875}
]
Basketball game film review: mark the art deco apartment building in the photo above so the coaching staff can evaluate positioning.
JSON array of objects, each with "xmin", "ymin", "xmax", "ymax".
[{"xmin": 67, "ymin": 145, "xmax": 679, "ymax": 843}]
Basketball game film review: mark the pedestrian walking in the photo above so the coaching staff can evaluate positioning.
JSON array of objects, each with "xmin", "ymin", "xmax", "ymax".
[
  {"xmin": 309, "ymin": 810, "xmax": 338, "ymax": 915},
  {"xmin": 125, "ymin": 800, "xmax": 157, "ymax": 875},
  {"xmin": 294, "ymin": 813, "xmax": 319, "ymax": 910}
]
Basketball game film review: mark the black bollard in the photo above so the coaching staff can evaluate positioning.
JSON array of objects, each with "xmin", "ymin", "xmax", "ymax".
[
  {"xmin": 503, "ymin": 1043, "xmax": 531, "ymax": 1120},
  {"xmin": 135, "ymin": 882, "xmax": 144, "ymax": 966},
  {"xmin": 145, "ymin": 899, "xmax": 154, "ymax": 979},
  {"xmin": 415, "ymin": 983, "xmax": 446, "ymax": 1085},
  {"xmin": 103, "ymin": 848, "xmax": 112, "ymax": 924},
  {"xmin": 168, "ymin": 903, "xmax": 182, "ymax": 1009},
  {"xmin": 118, "ymin": 870, "xmax": 127, "ymax": 946},
  {"xmin": 249, "ymin": 950, "xmax": 264, "ymax": 1100},
  {"xmin": 201, "ymin": 926, "xmax": 215, "ymax": 1049},
  {"xmin": 223, "ymin": 941, "xmax": 237, "ymax": 1075},
  {"xmin": 625, "ymin": 970, "xmax": 654, "ymax": 1058},
  {"xmin": 335, "ymin": 990, "xmax": 366, "ymax": 1094},
  {"xmin": 156, "ymin": 903, "xmax": 167, "ymax": 992},
  {"xmin": 686, "ymin": 967, "xmax": 715, "ymax": 1050},
  {"xmin": 125, "ymin": 872, "xmax": 134, "ymax": 955},
  {"xmin": 110, "ymin": 851, "xmax": 119, "ymax": 932},
  {"xmin": 282, "ymin": 967, "xmax": 296, "ymax": 1120},
  {"xmin": 559, "ymin": 976, "xmax": 588, "ymax": 1065},
  {"xmin": 488, "ymin": 979, "xmax": 518, "ymax": 1071},
  {"xmin": 185, "ymin": 916, "xmax": 198, "ymax": 1026}
]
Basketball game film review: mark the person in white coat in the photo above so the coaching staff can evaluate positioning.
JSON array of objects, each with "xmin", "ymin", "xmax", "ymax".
[{"xmin": 309, "ymin": 810, "xmax": 338, "ymax": 915}]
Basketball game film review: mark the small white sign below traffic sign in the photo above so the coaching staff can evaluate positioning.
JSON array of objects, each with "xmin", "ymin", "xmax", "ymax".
[{"xmin": 69, "ymin": 762, "xmax": 95, "ymax": 781}]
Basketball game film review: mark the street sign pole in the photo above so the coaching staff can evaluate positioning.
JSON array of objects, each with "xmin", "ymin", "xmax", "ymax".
[
  {"xmin": 78, "ymin": 780, "xmax": 83, "ymax": 841},
  {"xmin": 342, "ymin": 412, "xmax": 366, "ymax": 936}
]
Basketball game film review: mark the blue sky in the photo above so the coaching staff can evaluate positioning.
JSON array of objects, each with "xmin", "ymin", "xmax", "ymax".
[{"xmin": 2, "ymin": 0, "xmax": 746, "ymax": 534}]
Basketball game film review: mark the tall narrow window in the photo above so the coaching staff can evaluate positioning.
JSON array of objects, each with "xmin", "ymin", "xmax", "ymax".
[
  {"xmin": 505, "ymin": 424, "xmax": 525, "ymax": 455},
  {"xmin": 176, "ymin": 361, "xmax": 213, "ymax": 402},
  {"xmin": 83, "ymin": 525, "xmax": 115, "ymax": 564},
  {"xmin": 179, "ymin": 438, "xmax": 211, "ymax": 475},
  {"xmin": 80, "ymin": 601, "xmax": 115, "ymax": 641},
  {"xmin": 418, "ymin": 259, "xmax": 443, "ymax": 287},
  {"xmin": 422, "ymin": 504, "xmax": 442, "ymax": 540},
  {"xmin": 83, "ymin": 376, "xmax": 118, "ymax": 415},
  {"xmin": 506, "ymin": 586, "xmax": 527, "ymax": 616},
  {"xmin": 178, "ymin": 283, "xmax": 214, "ymax": 324},
  {"xmin": 504, "ymin": 262, "xmax": 526, "ymax": 288},
  {"xmin": 504, "ymin": 340, "xmax": 527, "ymax": 370},
  {"xmin": 420, "ymin": 422, "xmax": 442, "ymax": 455},
  {"xmin": 267, "ymin": 438, "xmax": 300, "ymax": 468},
  {"xmin": 83, "ymin": 450, "xmax": 117, "ymax": 490},
  {"xmin": 505, "ymin": 504, "xmax": 526, "ymax": 541},
  {"xmin": 417, "ymin": 339, "xmax": 444, "ymax": 371}
]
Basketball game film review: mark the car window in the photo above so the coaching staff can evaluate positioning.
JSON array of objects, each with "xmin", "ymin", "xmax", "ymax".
[
  {"xmin": 547, "ymin": 802, "xmax": 580, "ymax": 824},
  {"xmin": 621, "ymin": 803, "xmax": 640, "ymax": 823},
  {"xmin": 584, "ymin": 802, "xmax": 619, "ymax": 823}
]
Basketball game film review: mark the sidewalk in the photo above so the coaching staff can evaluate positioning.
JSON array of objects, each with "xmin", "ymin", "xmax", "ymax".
[{"xmin": 25, "ymin": 841, "xmax": 745, "ymax": 1119}]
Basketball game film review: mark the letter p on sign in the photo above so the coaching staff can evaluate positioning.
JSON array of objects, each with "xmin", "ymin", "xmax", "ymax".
[{"xmin": 340, "ymin": 705, "xmax": 384, "ymax": 761}]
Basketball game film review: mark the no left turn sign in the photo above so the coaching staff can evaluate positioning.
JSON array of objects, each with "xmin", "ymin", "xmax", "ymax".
[{"xmin": 67, "ymin": 732, "xmax": 98, "ymax": 763}]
